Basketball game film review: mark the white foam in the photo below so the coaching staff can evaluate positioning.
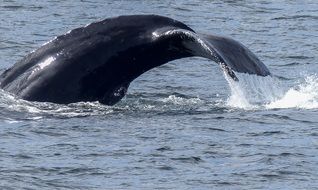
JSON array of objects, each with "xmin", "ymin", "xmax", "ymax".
[
  {"xmin": 266, "ymin": 75, "xmax": 318, "ymax": 109},
  {"xmin": 161, "ymin": 95, "xmax": 203, "ymax": 105},
  {"xmin": 225, "ymin": 72, "xmax": 318, "ymax": 110}
]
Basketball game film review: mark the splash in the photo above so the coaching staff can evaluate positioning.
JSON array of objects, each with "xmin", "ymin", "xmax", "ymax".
[
  {"xmin": 266, "ymin": 75, "xmax": 318, "ymax": 109},
  {"xmin": 225, "ymin": 72, "xmax": 318, "ymax": 110},
  {"xmin": 1, "ymin": 71, "xmax": 317, "ymax": 121}
]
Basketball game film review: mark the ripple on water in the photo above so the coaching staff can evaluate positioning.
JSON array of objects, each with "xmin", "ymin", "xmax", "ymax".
[{"xmin": 0, "ymin": 1, "xmax": 318, "ymax": 189}]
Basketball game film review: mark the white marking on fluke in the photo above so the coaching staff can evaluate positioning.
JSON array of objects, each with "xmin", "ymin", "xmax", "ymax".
[{"xmin": 152, "ymin": 29, "xmax": 220, "ymax": 61}]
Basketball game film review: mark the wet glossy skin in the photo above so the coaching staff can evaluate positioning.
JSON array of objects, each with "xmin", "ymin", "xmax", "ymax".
[{"xmin": 0, "ymin": 15, "xmax": 270, "ymax": 105}]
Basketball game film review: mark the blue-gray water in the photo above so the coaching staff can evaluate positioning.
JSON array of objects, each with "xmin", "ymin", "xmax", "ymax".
[{"xmin": 1, "ymin": 1, "xmax": 318, "ymax": 189}]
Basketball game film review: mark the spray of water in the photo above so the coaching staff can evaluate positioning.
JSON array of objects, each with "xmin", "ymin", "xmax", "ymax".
[
  {"xmin": 266, "ymin": 75, "xmax": 318, "ymax": 109},
  {"xmin": 225, "ymin": 72, "xmax": 318, "ymax": 110}
]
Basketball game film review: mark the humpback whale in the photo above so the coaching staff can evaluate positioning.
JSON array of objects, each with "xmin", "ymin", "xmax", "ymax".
[{"xmin": 0, "ymin": 15, "xmax": 270, "ymax": 105}]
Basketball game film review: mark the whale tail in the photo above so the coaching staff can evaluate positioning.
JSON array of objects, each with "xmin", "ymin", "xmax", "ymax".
[
  {"xmin": 0, "ymin": 15, "xmax": 272, "ymax": 105},
  {"xmin": 200, "ymin": 33, "xmax": 271, "ymax": 77},
  {"xmin": 153, "ymin": 28, "xmax": 271, "ymax": 81}
]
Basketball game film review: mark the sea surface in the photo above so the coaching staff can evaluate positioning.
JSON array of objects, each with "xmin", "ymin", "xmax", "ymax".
[{"xmin": 0, "ymin": 1, "xmax": 318, "ymax": 189}]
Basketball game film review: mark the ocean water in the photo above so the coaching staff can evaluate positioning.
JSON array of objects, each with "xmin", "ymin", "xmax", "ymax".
[{"xmin": 0, "ymin": 1, "xmax": 318, "ymax": 189}]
